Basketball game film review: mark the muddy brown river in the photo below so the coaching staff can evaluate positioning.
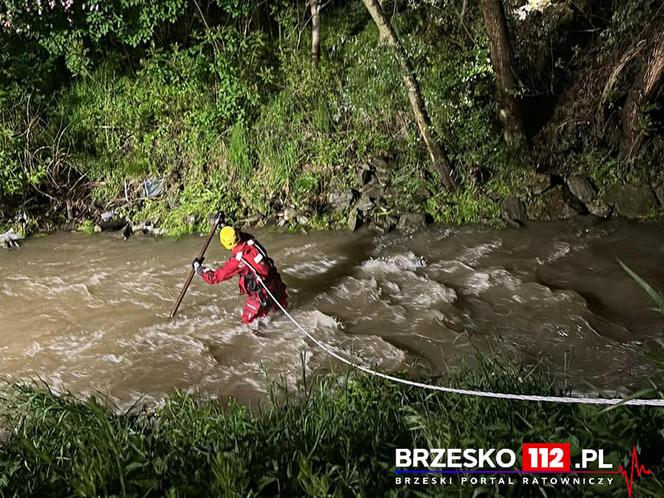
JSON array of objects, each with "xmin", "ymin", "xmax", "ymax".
[{"xmin": 1, "ymin": 218, "xmax": 663, "ymax": 407}]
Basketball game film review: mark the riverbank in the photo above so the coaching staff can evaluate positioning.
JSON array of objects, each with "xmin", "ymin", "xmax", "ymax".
[
  {"xmin": 0, "ymin": 358, "xmax": 662, "ymax": 497},
  {"xmin": 1, "ymin": 1, "xmax": 663, "ymax": 239},
  {"xmin": 3, "ymin": 167, "xmax": 664, "ymax": 242}
]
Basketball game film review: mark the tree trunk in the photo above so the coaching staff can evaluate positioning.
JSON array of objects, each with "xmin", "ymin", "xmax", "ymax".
[
  {"xmin": 623, "ymin": 34, "xmax": 664, "ymax": 159},
  {"xmin": 310, "ymin": 0, "xmax": 321, "ymax": 65},
  {"xmin": 480, "ymin": 0, "xmax": 526, "ymax": 147},
  {"xmin": 361, "ymin": 0, "xmax": 456, "ymax": 190},
  {"xmin": 460, "ymin": 0, "xmax": 468, "ymax": 20},
  {"xmin": 377, "ymin": 0, "xmax": 390, "ymax": 44}
]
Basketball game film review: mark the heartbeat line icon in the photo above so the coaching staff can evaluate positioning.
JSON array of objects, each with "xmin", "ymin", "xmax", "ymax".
[
  {"xmin": 578, "ymin": 446, "xmax": 655, "ymax": 497},
  {"xmin": 614, "ymin": 446, "xmax": 653, "ymax": 498}
]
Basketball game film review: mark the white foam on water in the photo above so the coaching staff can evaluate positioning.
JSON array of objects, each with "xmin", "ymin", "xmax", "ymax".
[
  {"xmin": 87, "ymin": 272, "xmax": 110, "ymax": 286},
  {"xmin": 362, "ymin": 252, "xmax": 426, "ymax": 273},
  {"xmin": 283, "ymin": 256, "xmax": 345, "ymax": 276},
  {"xmin": 537, "ymin": 241, "xmax": 571, "ymax": 264},
  {"xmin": 464, "ymin": 271, "xmax": 492, "ymax": 294},
  {"xmin": 48, "ymin": 330, "xmax": 105, "ymax": 356},
  {"xmin": 103, "ymin": 354, "xmax": 125, "ymax": 363},
  {"xmin": 458, "ymin": 241, "xmax": 502, "ymax": 265},
  {"xmin": 25, "ymin": 342, "xmax": 42, "ymax": 357},
  {"xmin": 300, "ymin": 310, "xmax": 406, "ymax": 369},
  {"xmin": 132, "ymin": 327, "xmax": 209, "ymax": 360},
  {"xmin": 324, "ymin": 275, "xmax": 382, "ymax": 304},
  {"xmin": 283, "ymin": 243, "xmax": 316, "ymax": 257}
]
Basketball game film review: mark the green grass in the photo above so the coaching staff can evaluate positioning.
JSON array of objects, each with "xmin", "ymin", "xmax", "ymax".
[
  {"xmin": 0, "ymin": 2, "xmax": 516, "ymax": 235},
  {"xmin": 77, "ymin": 219, "xmax": 95, "ymax": 234},
  {"xmin": 2, "ymin": 1, "xmax": 663, "ymax": 235},
  {"xmin": 0, "ymin": 357, "xmax": 662, "ymax": 497}
]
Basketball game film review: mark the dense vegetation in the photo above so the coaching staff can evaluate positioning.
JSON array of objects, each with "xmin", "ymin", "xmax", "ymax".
[
  {"xmin": 0, "ymin": 358, "xmax": 662, "ymax": 497},
  {"xmin": 0, "ymin": 0, "xmax": 662, "ymax": 235}
]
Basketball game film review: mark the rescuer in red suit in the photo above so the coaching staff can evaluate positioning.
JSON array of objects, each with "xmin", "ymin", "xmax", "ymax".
[{"xmin": 192, "ymin": 226, "xmax": 288, "ymax": 324}]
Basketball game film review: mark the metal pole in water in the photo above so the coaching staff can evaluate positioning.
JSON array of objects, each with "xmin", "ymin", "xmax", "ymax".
[{"xmin": 169, "ymin": 214, "xmax": 223, "ymax": 318}]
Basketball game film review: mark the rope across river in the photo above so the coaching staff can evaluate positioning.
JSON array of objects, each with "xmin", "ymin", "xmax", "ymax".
[{"xmin": 246, "ymin": 258, "xmax": 664, "ymax": 408}]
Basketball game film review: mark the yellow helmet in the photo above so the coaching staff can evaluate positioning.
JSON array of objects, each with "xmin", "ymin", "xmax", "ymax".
[{"xmin": 220, "ymin": 226, "xmax": 239, "ymax": 250}]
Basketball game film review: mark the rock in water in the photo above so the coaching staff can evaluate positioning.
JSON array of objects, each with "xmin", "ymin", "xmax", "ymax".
[
  {"xmin": 99, "ymin": 210, "xmax": 128, "ymax": 231},
  {"xmin": 566, "ymin": 175, "xmax": 597, "ymax": 205},
  {"xmin": 603, "ymin": 184, "xmax": 658, "ymax": 219},
  {"xmin": 527, "ymin": 186, "xmax": 576, "ymax": 221},
  {"xmin": 347, "ymin": 207, "xmax": 362, "ymax": 231},
  {"xmin": 501, "ymin": 194, "xmax": 527, "ymax": 226},
  {"xmin": 653, "ymin": 182, "xmax": 664, "ymax": 206},
  {"xmin": 122, "ymin": 223, "xmax": 133, "ymax": 240},
  {"xmin": 587, "ymin": 200, "xmax": 612, "ymax": 219},
  {"xmin": 397, "ymin": 213, "xmax": 427, "ymax": 232}
]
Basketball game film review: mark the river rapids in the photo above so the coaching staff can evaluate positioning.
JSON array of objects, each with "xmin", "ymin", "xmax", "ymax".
[{"xmin": 1, "ymin": 218, "xmax": 663, "ymax": 407}]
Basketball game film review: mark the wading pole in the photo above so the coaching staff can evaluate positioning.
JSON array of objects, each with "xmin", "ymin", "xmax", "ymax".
[{"xmin": 169, "ymin": 213, "xmax": 223, "ymax": 318}]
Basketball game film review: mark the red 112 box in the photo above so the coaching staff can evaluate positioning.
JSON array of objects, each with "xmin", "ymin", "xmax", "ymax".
[{"xmin": 522, "ymin": 443, "xmax": 571, "ymax": 472}]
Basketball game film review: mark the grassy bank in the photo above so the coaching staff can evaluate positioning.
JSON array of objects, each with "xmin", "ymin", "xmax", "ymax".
[
  {"xmin": 0, "ymin": 358, "xmax": 662, "ymax": 497},
  {"xmin": 1, "ymin": 1, "xmax": 662, "ymax": 236}
]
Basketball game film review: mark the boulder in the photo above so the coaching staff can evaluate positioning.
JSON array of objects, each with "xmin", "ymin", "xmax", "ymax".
[
  {"xmin": 603, "ymin": 184, "xmax": 658, "ymax": 219},
  {"xmin": 500, "ymin": 194, "xmax": 527, "ymax": 225},
  {"xmin": 238, "ymin": 215, "xmax": 262, "ymax": 227},
  {"xmin": 362, "ymin": 180, "xmax": 384, "ymax": 200},
  {"xmin": 653, "ymin": 182, "xmax": 664, "ymax": 206},
  {"xmin": 122, "ymin": 223, "xmax": 133, "ymax": 240},
  {"xmin": 354, "ymin": 193, "xmax": 374, "ymax": 214},
  {"xmin": 566, "ymin": 175, "xmax": 597, "ymax": 204},
  {"xmin": 397, "ymin": 213, "xmax": 427, "ymax": 232},
  {"xmin": 99, "ymin": 210, "xmax": 127, "ymax": 231},
  {"xmin": 414, "ymin": 187, "xmax": 431, "ymax": 203},
  {"xmin": 282, "ymin": 207, "xmax": 297, "ymax": 222},
  {"xmin": 347, "ymin": 208, "xmax": 362, "ymax": 231},
  {"xmin": 587, "ymin": 200, "xmax": 612, "ymax": 219},
  {"xmin": 527, "ymin": 186, "xmax": 576, "ymax": 221},
  {"xmin": 374, "ymin": 215, "xmax": 398, "ymax": 234},
  {"xmin": 131, "ymin": 222, "xmax": 146, "ymax": 233},
  {"xmin": 327, "ymin": 190, "xmax": 355, "ymax": 211}
]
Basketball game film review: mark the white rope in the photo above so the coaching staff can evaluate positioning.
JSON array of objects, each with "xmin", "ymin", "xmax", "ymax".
[{"xmin": 247, "ymin": 260, "xmax": 664, "ymax": 407}]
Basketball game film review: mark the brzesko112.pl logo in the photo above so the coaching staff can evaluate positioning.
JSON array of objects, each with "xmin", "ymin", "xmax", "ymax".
[{"xmin": 394, "ymin": 444, "xmax": 655, "ymax": 497}]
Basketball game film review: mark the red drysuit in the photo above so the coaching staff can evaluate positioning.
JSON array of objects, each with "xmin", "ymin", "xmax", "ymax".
[{"xmin": 200, "ymin": 233, "xmax": 288, "ymax": 323}]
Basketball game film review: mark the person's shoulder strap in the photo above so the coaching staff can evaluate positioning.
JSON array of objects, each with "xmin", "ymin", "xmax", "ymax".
[{"xmin": 248, "ymin": 237, "xmax": 269, "ymax": 259}]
